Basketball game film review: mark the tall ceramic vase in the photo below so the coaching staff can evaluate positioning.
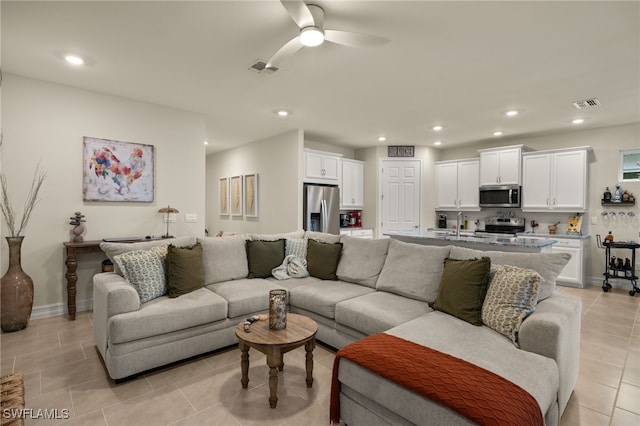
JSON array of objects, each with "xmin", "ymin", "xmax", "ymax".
[{"xmin": 1, "ymin": 237, "xmax": 34, "ymax": 332}]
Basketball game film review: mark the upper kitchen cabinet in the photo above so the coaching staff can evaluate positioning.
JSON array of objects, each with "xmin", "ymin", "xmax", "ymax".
[
  {"xmin": 522, "ymin": 147, "xmax": 590, "ymax": 212},
  {"xmin": 435, "ymin": 159, "xmax": 480, "ymax": 211},
  {"xmin": 478, "ymin": 145, "xmax": 525, "ymax": 185},
  {"xmin": 341, "ymin": 159, "xmax": 364, "ymax": 209},
  {"xmin": 304, "ymin": 149, "xmax": 342, "ymax": 184}
]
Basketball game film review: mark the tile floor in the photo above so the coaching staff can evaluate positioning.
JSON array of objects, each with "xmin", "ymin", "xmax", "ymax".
[{"xmin": 1, "ymin": 284, "xmax": 638, "ymax": 426}]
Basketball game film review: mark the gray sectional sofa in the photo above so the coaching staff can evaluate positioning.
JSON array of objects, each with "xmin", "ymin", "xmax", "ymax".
[{"xmin": 93, "ymin": 230, "xmax": 581, "ymax": 426}]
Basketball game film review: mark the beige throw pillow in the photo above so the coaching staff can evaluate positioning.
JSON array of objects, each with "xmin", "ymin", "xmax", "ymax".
[{"xmin": 482, "ymin": 265, "xmax": 541, "ymax": 345}]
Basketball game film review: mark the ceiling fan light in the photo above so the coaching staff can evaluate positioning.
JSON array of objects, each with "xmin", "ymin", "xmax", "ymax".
[{"xmin": 300, "ymin": 27, "xmax": 325, "ymax": 47}]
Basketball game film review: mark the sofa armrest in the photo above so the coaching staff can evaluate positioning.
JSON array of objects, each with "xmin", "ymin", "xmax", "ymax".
[
  {"xmin": 93, "ymin": 272, "xmax": 140, "ymax": 358},
  {"xmin": 518, "ymin": 293, "xmax": 581, "ymax": 416}
]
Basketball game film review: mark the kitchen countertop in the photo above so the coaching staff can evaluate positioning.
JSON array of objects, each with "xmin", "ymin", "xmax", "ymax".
[
  {"xmin": 517, "ymin": 232, "xmax": 591, "ymax": 240},
  {"xmin": 385, "ymin": 230, "xmax": 557, "ymax": 253}
]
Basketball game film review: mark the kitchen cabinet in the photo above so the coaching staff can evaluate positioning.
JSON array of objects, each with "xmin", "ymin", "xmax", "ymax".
[
  {"xmin": 518, "ymin": 234, "xmax": 588, "ymax": 286},
  {"xmin": 435, "ymin": 159, "xmax": 480, "ymax": 210},
  {"xmin": 478, "ymin": 145, "xmax": 524, "ymax": 185},
  {"xmin": 304, "ymin": 149, "xmax": 342, "ymax": 184},
  {"xmin": 340, "ymin": 228, "xmax": 374, "ymax": 239},
  {"xmin": 522, "ymin": 148, "xmax": 589, "ymax": 212},
  {"xmin": 340, "ymin": 159, "xmax": 364, "ymax": 209},
  {"xmin": 551, "ymin": 237, "xmax": 587, "ymax": 287}
]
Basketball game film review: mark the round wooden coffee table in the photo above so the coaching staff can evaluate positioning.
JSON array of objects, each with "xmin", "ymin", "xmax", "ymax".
[{"xmin": 235, "ymin": 313, "xmax": 318, "ymax": 408}]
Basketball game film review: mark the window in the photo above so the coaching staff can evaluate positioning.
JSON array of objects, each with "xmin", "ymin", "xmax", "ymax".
[{"xmin": 619, "ymin": 149, "xmax": 640, "ymax": 182}]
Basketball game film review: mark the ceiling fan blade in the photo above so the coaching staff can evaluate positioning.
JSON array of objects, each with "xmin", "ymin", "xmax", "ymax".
[
  {"xmin": 281, "ymin": 0, "xmax": 315, "ymax": 29},
  {"xmin": 266, "ymin": 37, "xmax": 304, "ymax": 69},
  {"xmin": 324, "ymin": 30, "xmax": 389, "ymax": 48}
]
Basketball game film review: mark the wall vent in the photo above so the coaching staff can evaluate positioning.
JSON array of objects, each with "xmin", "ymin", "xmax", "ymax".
[
  {"xmin": 248, "ymin": 60, "xmax": 278, "ymax": 75},
  {"xmin": 572, "ymin": 98, "xmax": 600, "ymax": 109}
]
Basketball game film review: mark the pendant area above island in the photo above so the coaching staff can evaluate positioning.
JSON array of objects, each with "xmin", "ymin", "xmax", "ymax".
[{"xmin": 384, "ymin": 230, "xmax": 557, "ymax": 253}]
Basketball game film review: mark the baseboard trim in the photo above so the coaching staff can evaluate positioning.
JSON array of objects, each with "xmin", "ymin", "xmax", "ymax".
[
  {"xmin": 587, "ymin": 275, "xmax": 635, "ymax": 290},
  {"xmin": 30, "ymin": 299, "xmax": 92, "ymax": 320}
]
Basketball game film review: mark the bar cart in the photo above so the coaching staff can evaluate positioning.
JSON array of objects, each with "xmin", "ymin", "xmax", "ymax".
[{"xmin": 597, "ymin": 235, "xmax": 640, "ymax": 296}]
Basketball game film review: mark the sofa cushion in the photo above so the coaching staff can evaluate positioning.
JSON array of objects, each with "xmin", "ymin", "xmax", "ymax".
[
  {"xmin": 113, "ymin": 245, "xmax": 168, "ymax": 303},
  {"xmin": 482, "ymin": 265, "xmax": 541, "ymax": 345},
  {"xmin": 198, "ymin": 236, "xmax": 248, "ymax": 285},
  {"xmin": 246, "ymin": 239, "xmax": 285, "ymax": 278},
  {"xmin": 206, "ymin": 278, "xmax": 285, "ymax": 318},
  {"xmin": 376, "ymin": 240, "xmax": 451, "ymax": 303},
  {"xmin": 305, "ymin": 231, "xmax": 341, "ymax": 243},
  {"xmin": 108, "ymin": 287, "xmax": 228, "ymax": 344},
  {"xmin": 337, "ymin": 236, "xmax": 390, "ymax": 288},
  {"xmin": 101, "ymin": 236, "xmax": 196, "ymax": 274},
  {"xmin": 433, "ymin": 257, "xmax": 492, "ymax": 326},
  {"xmin": 288, "ymin": 281, "xmax": 374, "ymax": 319},
  {"xmin": 248, "ymin": 230, "xmax": 305, "ymax": 241},
  {"xmin": 307, "ymin": 239, "xmax": 343, "ymax": 280},
  {"xmin": 335, "ymin": 291, "xmax": 432, "ymax": 335},
  {"xmin": 166, "ymin": 243, "xmax": 204, "ymax": 298},
  {"xmin": 449, "ymin": 246, "xmax": 570, "ymax": 301}
]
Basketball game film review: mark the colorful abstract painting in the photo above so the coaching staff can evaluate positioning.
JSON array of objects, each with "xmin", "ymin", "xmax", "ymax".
[{"xmin": 83, "ymin": 137, "xmax": 154, "ymax": 202}]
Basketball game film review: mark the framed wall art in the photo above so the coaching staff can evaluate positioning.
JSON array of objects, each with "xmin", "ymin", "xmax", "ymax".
[
  {"xmin": 83, "ymin": 136, "xmax": 154, "ymax": 202},
  {"xmin": 244, "ymin": 173, "xmax": 259, "ymax": 218},
  {"xmin": 219, "ymin": 177, "xmax": 229, "ymax": 216},
  {"xmin": 230, "ymin": 175, "xmax": 243, "ymax": 217}
]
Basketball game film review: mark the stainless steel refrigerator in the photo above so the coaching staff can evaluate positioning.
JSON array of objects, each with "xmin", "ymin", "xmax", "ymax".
[{"xmin": 303, "ymin": 184, "xmax": 340, "ymax": 235}]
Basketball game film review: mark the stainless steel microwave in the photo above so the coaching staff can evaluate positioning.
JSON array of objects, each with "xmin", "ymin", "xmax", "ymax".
[{"xmin": 479, "ymin": 185, "xmax": 521, "ymax": 208}]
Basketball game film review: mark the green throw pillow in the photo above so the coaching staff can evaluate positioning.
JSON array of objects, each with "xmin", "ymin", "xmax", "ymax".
[
  {"xmin": 433, "ymin": 257, "xmax": 491, "ymax": 326},
  {"xmin": 166, "ymin": 243, "xmax": 204, "ymax": 298},
  {"xmin": 307, "ymin": 239, "xmax": 343, "ymax": 280},
  {"xmin": 246, "ymin": 239, "xmax": 286, "ymax": 278}
]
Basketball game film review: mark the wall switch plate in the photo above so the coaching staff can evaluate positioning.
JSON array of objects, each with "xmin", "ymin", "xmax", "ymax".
[
  {"xmin": 591, "ymin": 216, "xmax": 598, "ymax": 225},
  {"xmin": 185, "ymin": 214, "xmax": 197, "ymax": 223}
]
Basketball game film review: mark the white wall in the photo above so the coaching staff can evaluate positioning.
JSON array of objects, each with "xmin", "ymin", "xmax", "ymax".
[
  {"xmin": 1, "ymin": 74, "xmax": 206, "ymax": 315},
  {"xmin": 205, "ymin": 129, "xmax": 303, "ymax": 235}
]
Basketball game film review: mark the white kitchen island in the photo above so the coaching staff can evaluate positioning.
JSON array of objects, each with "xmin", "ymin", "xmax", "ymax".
[{"xmin": 385, "ymin": 230, "xmax": 557, "ymax": 253}]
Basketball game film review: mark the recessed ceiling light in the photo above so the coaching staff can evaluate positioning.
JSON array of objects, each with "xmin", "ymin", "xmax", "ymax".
[
  {"xmin": 204, "ymin": 141, "xmax": 209, "ymax": 145},
  {"xmin": 275, "ymin": 109, "xmax": 290, "ymax": 117},
  {"xmin": 434, "ymin": 141, "xmax": 442, "ymax": 146},
  {"xmin": 493, "ymin": 131, "xmax": 504, "ymax": 137},
  {"xmin": 378, "ymin": 136, "xmax": 387, "ymax": 142},
  {"xmin": 432, "ymin": 125, "xmax": 443, "ymax": 132},
  {"xmin": 64, "ymin": 54, "xmax": 85, "ymax": 65},
  {"xmin": 572, "ymin": 118, "xmax": 585, "ymax": 124},
  {"xmin": 505, "ymin": 110, "xmax": 519, "ymax": 117}
]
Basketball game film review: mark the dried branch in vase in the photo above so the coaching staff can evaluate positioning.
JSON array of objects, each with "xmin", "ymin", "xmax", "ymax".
[{"xmin": 0, "ymin": 162, "xmax": 47, "ymax": 237}]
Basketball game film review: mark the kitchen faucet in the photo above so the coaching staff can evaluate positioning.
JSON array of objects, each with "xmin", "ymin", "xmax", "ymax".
[{"xmin": 456, "ymin": 211, "xmax": 463, "ymax": 239}]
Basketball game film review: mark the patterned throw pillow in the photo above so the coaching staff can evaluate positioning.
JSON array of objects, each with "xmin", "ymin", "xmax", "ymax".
[
  {"xmin": 481, "ymin": 265, "xmax": 541, "ymax": 345},
  {"xmin": 114, "ymin": 246, "xmax": 168, "ymax": 303},
  {"xmin": 285, "ymin": 237, "xmax": 308, "ymax": 265}
]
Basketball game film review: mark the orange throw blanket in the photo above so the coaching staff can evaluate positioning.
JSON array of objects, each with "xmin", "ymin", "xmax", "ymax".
[{"xmin": 330, "ymin": 333, "xmax": 543, "ymax": 426}]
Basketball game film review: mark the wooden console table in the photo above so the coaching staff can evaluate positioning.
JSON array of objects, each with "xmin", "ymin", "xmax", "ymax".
[{"xmin": 63, "ymin": 240, "xmax": 104, "ymax": 320}]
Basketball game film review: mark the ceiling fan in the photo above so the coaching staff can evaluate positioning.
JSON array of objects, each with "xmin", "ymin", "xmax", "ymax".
[{"xmin": 265, "ymin": 0, "xmax": 389, "ymax": 69}]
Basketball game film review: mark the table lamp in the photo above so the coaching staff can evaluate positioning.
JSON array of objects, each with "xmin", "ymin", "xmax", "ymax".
[{"xmin": 158, "ymin": 205, "xmax": 179, "ymax": 238}]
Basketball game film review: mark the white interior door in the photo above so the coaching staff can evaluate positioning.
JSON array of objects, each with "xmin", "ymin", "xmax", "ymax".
[{"xmin": 380, "ymin": 159, "xmax": 421, "ymax": 237}]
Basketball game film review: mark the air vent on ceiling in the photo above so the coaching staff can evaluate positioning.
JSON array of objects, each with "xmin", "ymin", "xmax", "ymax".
[
  {"xmin": 572, "ymin": 98, "xmax": 600, "ymax": 109},
  {"xmin": 248, "ymin": 60, "xmax": 278, "ymax": 75}
]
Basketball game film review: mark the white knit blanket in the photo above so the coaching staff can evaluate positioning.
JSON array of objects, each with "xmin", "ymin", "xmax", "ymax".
[{"xmin": 272, "ymin": 255, "xmax": 309, "ymax": 280}]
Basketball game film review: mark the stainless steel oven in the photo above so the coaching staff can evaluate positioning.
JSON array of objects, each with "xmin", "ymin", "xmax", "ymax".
[{"xmin": 479, "ymin": 185, "xmax": 521, "ymax": 208}]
